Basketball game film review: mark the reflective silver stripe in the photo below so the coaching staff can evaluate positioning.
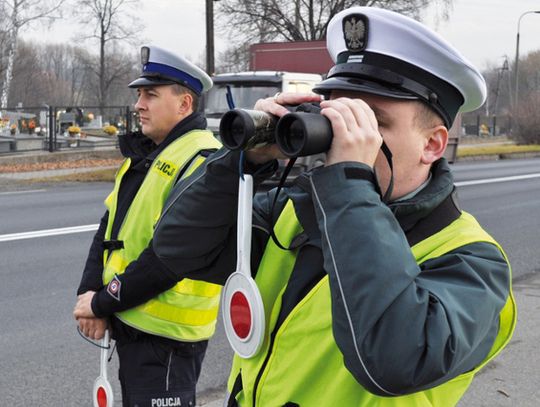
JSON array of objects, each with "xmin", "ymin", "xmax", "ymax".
[
  {"xmin": 166, "ymin": 351, "xmax": 173, "ymax": 391},
  {"xmin": 310, "ymin": 176, "xmax": 397, "ymax": 396}
]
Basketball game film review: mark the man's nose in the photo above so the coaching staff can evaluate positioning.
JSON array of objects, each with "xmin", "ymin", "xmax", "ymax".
[{"xmin": 134, "ymin": 97, "xmax": 145, "ymax": 110}]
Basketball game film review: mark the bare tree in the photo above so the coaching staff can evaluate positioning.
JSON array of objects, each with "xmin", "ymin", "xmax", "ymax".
[
  {"xmin": 511, "ymin": 50, "xmax": 540, "ymax": 144},
  {"xmin": 73, "ymin": 0, "xmax": 142, "ymax": 112},
  {"xmin": 482, "ymin": 57, "xmax": 511, "ymax": 118},
  {"xmin": 216, "ymin": 0, "xmax": 453, "ymax": 70},
  {"xmin": 0, "ymin": 0, "xmax": 65, "ymax": 108},
  {"xmin": 8, "ymin": 41, "xmax": 75, "ymax": 107},
  {"xmin": 38, "ymin": 44, "xmax": 94, "ymax": 106},
  {"xmin": 217, "ymin": 42, "xmax": 251, "ymax": 74},
  {"xmin": 0, "ymin": 3, "xmax": 10, "ymax": 81},
  {"xmin": 513, "ymin": 91, "xmax": 540, "ymax": 144},
  {"xmin": 5, "ymin": 39, "xmax": 138, "ymax": 109}
]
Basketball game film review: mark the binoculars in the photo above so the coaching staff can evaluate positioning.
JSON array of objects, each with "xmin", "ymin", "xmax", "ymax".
[{"xmin": 219, "ymin": 103, "xmax": 333, "ymax": 157}]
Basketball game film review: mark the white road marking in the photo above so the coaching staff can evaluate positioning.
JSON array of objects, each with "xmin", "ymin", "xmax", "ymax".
[
  {"xmin": 455, "ymin": 173, "xmax": 540, "ymax": 187},
  {"xmin": 0, "ymin": 189, "xmax": 47, "ymax": 196},
  {"xmin": 0, "ymin": 224, "xmax": 99, "ymax": 242}
]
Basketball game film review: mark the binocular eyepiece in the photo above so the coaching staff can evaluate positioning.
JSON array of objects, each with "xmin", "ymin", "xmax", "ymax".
[{"xmin": 219, "ymin": 103, "xmax": 332, "ymax": 157}]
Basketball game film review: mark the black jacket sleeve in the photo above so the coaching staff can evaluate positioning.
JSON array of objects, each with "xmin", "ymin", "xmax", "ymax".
[
  {"xmin": 77, "ymin": 211, "xmax": 108, "ymax": 295},
  {"xmin": 91, "ymin": 243, "xmax": 178, "ymax": 317},
  {"xmin": 153, "ymin": 148, "xmax": 277, "ymax": 284}
]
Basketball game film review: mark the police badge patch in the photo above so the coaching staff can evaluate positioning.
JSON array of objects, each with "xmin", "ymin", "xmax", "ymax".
[
  {"xmin": 107, "ymin": 275, "xmax": 121, "ymax": 302},
  {"xmin": 342, "ymin": 14, "xmax": 368, "ymax": 52}
]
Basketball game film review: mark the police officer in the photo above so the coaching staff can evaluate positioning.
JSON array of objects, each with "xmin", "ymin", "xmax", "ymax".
[
  {"xmin": 141, "ymin": 8, "xmax": 516, "ymax": 406},
  {"xmin": 73, "ymin": 45, "xmax": 222, "ymax": 407}
]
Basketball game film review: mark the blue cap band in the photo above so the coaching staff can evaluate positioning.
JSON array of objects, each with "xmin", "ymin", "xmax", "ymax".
[{"xmin": 142, "ymin": 62, "xmax": 203, "ymax": 94}]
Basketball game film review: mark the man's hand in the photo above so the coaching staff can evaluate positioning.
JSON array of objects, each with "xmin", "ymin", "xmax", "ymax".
[
  {"xmin": 253, "ymin": 92, "xmax": 321, "ymax": 117},
  {"xmin": 320, "ymin": 97, "xmax": 382, "ymax": 167},
  {"xmin": 78, "ymin": 317, "xmax": 108, "ymax": 340},
  {"xmin": 246, "ymin": 92, "xmax": 322, "ymax": 164},
  {"xmin": 73, "ymin": 291, "xmax": 97, "ymax": 319}
]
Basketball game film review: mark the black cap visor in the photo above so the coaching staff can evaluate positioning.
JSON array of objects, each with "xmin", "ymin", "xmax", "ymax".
[
  {"xmin": 313, "ymin": 76, "xmax": 419, "ymax": 101},
  {"xmin": 128, "ymin": 75, "xmax": 178, "ymax": 88}
]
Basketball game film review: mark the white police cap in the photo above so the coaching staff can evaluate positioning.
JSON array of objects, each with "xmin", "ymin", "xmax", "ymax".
[
  {"xmin": 313, "ymin": 7, "xmax": 487, "ymax": 127},
  {"xmin": 128, "ymin": 45, "xmax": 212, "ymax": 95}
]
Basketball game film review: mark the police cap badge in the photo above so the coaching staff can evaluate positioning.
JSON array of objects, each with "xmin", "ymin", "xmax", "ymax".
[{"xmin": 342, "ymin": 14, "xmax": 368, "ymax": 52}]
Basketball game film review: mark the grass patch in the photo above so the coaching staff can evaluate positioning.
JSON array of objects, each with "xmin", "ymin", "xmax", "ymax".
[
  {"xmin": 457, "ymin": 144, "xmax": 540, "ymax": 157},
  {"xmin": 27, "ymin": 168, "xmax": 116, "ymax": 183}
]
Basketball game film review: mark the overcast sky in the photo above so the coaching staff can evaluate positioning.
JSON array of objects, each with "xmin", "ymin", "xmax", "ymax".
[{"xmin": 20, "ymin": 0, "xmax": 540, "ymax": 72}]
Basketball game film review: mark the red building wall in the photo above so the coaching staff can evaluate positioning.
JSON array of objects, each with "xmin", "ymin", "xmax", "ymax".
[{"xmin": 249, "ymin": 40, "xmax": 334, "ymax": 75}]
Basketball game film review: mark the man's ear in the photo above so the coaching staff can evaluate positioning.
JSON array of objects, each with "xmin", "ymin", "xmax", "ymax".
[
  {"xmin": 178, "ymin": 92, "xmax": 194, "ymax": 115},
  {"xmin": 421, "ymin": 125, "xmax": 448, "ymax": 164}
]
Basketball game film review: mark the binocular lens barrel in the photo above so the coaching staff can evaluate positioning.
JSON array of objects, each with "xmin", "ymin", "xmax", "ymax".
[
  {"xmin": 276, "ymin": 112, "xmax": 333, "ymax": 157},
  {"xmin": 219, "ymin": 108, "xmax": 333, "ymax": 157},
  {"xmin": 220, "ymin": 109, "xmax": 277, "ymax": 150}
]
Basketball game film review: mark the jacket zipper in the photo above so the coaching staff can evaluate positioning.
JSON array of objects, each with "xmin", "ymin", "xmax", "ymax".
[{"xmin": 252, "ymin": 327, "xmax": 279, "ymax": 407}]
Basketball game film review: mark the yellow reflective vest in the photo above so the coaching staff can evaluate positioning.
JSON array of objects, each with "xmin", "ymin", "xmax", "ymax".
[
  {"xmin": 103, "ymin": 129, "xmax": 222, "ymax": 341},
  {"xmin": 228, "ymin": 200, "xmax": 516, "ymax": 406}
]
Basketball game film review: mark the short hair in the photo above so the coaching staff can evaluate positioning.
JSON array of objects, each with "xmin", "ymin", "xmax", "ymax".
[
  {"xmin": 171, "ymin": 84, "xmax": 199, "ymax": 112},
  {"xmin": 414, "ymin": 101, "xmax": 445, "ymax": 130}
]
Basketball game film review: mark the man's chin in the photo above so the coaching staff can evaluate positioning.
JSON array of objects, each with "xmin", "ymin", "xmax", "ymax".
[
  {"xmin": 141, "ymin": 129, "xmax": 163, "ymax": 144},
  {"xmin": 141, "ymin": 125, "xmax": 152, "ymax": 136}
]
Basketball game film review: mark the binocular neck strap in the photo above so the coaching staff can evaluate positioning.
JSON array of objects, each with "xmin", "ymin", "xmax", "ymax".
[
  {"xmin": 238, "ymin": 151, "xmax": 294, "ymax": 251},
  {"xmin": 269, "ymin": 158, "xmax": 297, "ymax": 251},
  {"xmin": 380, "ymin": 140, "xmax": 394, "ymax": 204}
]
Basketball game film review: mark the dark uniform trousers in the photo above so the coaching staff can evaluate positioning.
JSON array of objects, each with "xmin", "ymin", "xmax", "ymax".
[{"xmin": 115, "ymin": 324, "xmax": 208, "ymax": 407}]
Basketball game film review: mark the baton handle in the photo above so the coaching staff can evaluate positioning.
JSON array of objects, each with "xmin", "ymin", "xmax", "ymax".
[
  {"xmin": 100, "ymin": 329, "xmax": 110, "ymax": 380},
  {"xmin": 236, "ymin": 175, "xmax": 253, "ymax": 276}
]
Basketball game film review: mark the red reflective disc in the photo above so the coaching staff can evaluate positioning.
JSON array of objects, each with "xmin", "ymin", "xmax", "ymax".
[
  {"xmin": 230, "ymin": 291, "xmax": 252, "ymax": 339},
  {"xmin": 97, "ymin": 386, "xmax": 107, "ymax": 407}
]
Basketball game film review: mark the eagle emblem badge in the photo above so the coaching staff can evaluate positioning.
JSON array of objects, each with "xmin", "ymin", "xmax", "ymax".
[
  {"xmin": 342, "ymin": 14, "xmax": 368, "ymax": 52},
  {"xmin": 141, "ymin": 46, "xmax": 150, "ymax": 65}
]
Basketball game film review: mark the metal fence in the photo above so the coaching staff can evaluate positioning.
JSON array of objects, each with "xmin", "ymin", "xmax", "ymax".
[{"xmin": 0, "ymin": 105, "xmax": 136, "ymax": 155}]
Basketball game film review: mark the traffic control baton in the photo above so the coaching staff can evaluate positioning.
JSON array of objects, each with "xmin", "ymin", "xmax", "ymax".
[
  {"xmin": 92, "ymin": 329, "xmax": 114, "ymax": 407},
  {"xmin": 222, "ymin": 174, "xmax": 266, "ymax": 358}
]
